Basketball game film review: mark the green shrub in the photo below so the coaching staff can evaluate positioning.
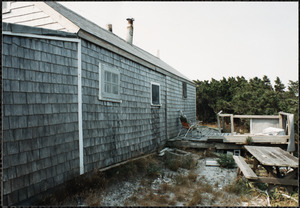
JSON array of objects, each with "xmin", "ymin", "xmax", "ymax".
[
  {"xmin": 174, "ymin": 174, "xmax": 190, "ymax": 186},
  {"xmin": 165, "ymin": 158, "xmax": 181, "ymax": 171},
  {"xmin": 224, "ymin": 178, "xmax": 250, "ymax": 195},
  {"xmin": 146, "ymin": 160, "xmax": 162, "ymax": 177},
  {"xmin": 245, "ymin": 136, "xmax": 253, "ymax": 145},
  {"xmin": 165, "ymin": 154, "xmax": 197, "ymax": 171},
  {"xmin": 216, "ymin": 154, "xmax": 235, "ymax": 168}
]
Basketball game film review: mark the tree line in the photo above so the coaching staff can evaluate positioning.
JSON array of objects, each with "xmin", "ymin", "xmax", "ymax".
[{"xmin": 193, "ymin": 76, "xmax": 298, "ymax": 135}]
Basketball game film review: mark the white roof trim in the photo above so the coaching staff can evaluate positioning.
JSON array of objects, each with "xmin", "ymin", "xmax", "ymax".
[{"xmin": 34, "ymin": 2, "xmax": 79, "ymax": 33}]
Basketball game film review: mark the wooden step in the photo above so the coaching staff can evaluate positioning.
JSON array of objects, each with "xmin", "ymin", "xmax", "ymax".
[{"xmin": 233, "ymin": 155, "xmax": 258, "ymax": 180}]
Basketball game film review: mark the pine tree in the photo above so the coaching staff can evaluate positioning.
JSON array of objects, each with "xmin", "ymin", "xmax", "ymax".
[{"xmin": 274, "ymin": 77, "xmax": 285, "ymax": 93}]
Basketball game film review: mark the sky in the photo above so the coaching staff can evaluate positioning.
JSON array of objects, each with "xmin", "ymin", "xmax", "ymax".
[{"xmin": 59, "ymin": 1, "xmax": 298, "ymax": 87}]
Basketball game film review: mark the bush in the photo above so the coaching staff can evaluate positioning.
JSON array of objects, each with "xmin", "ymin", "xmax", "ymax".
[
  {"xmin": 216, "ymin": 154, "xmax": 235, "ymax": 168},
  {"xmin": 224, "ymin": 178, "xmax": 250, "ymax": 195},
  {"xmin": 165, "ymin": 153, "xmax": 197, "ymax": 171},
  {"xmin": 245, "ymin": 136, "xmax": 253, "ymax": 145},
  {"xmin": 146, "ymin": 161, "xmax": 162, "ymax": 177}
]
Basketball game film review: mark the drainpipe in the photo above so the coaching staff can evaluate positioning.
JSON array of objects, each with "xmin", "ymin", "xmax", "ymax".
[{"xmin": 126, "ymin": 18, "xmax": 134, "ymax": 44}]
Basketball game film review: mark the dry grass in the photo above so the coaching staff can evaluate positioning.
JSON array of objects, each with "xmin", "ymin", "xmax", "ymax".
[
  {"xmin": 188, "ymin": 190, "xmax": 204, "ymax": 206},
  {"xmin": 188, "ymin": 171, "xmax": 198, "ymax": 182},
  {"xmin": 176, "ymin": 194, "xmax": 186, "ymax": 202},
  {"xmin": 200, "ymin": 183, "xmax": 214, "ymax": 193},
  {"xmin": 224, "ymin": 180, "xmax": 247, "ymax": 195},
  {"xmin": 204, "ymin": 148, "xmax": 217, "ymax": 157},
  {"xmin": 174, "ymin": 174, "xmax": 190, "ymax": 187},
  {"xmin": 85, "ymin": 192, "xmax": 102, "ymax": 206},
  {"xmin": 134, "ymin": 190, "xmax": 171, "ymax": 206},
  {"xmin": 35, "ymin": 148, "xmax": 297, "ymax": 207},
  {"xmin": 160, "ymin": 183, "xmax": 172, "ymax": 192}
]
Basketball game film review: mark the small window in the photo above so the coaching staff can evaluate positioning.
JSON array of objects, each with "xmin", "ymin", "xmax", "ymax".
[
  {"xmin": 151, "ymin": 82, "xmax": 161, "ymax": 106},
  {"xmin": 99, "ymin": 63, "xmax": 121, "ymax": 102},
  {"xmin": 182, "ymin": 82, "xmax": 187, "ymax": 98},
  {"xmin": 2, "ymin": 2, "xmax": 11, "ymax": 13}
]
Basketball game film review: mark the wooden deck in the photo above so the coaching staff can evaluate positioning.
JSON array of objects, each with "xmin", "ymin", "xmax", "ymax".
[{"xmin": 175, "ymin": 126, "xmax": 289, "ymax": 145}]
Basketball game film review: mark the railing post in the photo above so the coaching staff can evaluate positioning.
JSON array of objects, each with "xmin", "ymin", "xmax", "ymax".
[
  {"xmin": 230, "ymin": 114, "xmax": 234, "ymax": 133},
  {"xmin": 217, "ymin": 110, "xmax": 222, "ymax": 133}
]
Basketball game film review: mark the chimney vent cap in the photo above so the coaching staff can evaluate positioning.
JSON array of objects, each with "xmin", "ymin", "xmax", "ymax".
[{"xmin": 126, "ymin": 18, "xmax": 135, "ymax": 24}]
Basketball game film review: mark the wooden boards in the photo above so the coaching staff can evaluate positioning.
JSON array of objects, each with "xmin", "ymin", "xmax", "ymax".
[
  {"xmin": 245, "ymin": 146, "xmax": 298, "ymax": 168},
  {"xmin": 256, "ymin": 177, "xmax": 298, "ymax": 186},
  {"xmin": 205, "ymin": 135, "xmax": 289, "ymax": 144},
  {"xmin": 233, "ymin": 156, "xmax": 258, "ymax": 180}
]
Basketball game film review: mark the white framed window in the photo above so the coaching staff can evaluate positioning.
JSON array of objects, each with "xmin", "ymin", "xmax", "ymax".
[
  {"xmin": 99, "ymin": 63, "xmax": 121, "ymax": 102},
  {"xmin": 2, "ymin": 2, "xmax": 11, "ymax": 13},
  {"xmin": 151, "ymin": 82, "xmax": 161, "ymax": 106}
]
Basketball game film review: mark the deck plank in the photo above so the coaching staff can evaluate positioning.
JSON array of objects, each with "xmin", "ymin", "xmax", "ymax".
[
  {"xmin": 233, "ymin": 155, "xmax": 258, "ymax": 180},
  {"xmin": 245, "ymin": 146, "xmax": 298, "ymax": 168},
  {"xmin": 256, "ymin": 177, "xmax": 298, "ymax": 186}
]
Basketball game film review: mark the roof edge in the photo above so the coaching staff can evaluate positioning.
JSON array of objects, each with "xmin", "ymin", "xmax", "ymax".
[{"xmin": 2, "ymin": 22, "xmax": 78, "ymax": 38}]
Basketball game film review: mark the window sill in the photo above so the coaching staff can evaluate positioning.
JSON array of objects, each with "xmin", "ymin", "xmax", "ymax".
[
  {"xmin": 98, "ymin": 97, "xmax": 122, "ymax": 103},
  {"xmin": 151, "ymin": 104, "xmax": 161, "ymax": 108}
]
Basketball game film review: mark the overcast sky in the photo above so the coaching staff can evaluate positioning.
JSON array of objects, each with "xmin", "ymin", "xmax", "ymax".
[{"xmin": 59, "ymin": 1, "xmax": 298, "ymax": 87}]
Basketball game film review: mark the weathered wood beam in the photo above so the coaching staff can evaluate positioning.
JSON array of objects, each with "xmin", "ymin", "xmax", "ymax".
[
  {"xmin": 233, "ymin": 156, "xmax": 258, "ymax": 180},
  {"xmin": 279, "ymin": 112, "xmax": 293, "ymax": 116},
  {"xmin": 218, "ymin": 114, "xmax": 233, "ymax": 117},
  {"xmin": 256, "ymin": 177, "xmax": 298, "ymax": 186},
  {"xmin": 98, "ymin": 152, "xmax": 156, "ymax": 172},
  {"xmin": 233, "ymin": 115, "xmax": 280, "ymax": 119}
]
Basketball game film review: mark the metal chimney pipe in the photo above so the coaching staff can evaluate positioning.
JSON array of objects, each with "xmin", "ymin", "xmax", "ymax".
[
  {"xmin": 126, "ymin": 18, "xmax": 134, "ymax": 44},
  {"xmin": 107, "ymin": 24, "xmax": 113, "ymax": 32}
]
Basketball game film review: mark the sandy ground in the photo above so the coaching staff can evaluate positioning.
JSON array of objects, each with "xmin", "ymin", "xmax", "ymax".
[
  {"xmin": 55, "ymin": 149, "xmax": 276, "ymax": 206},
  {"xmin": 98, "ymin": 154, "xmax": 247, "ymax": 206}
]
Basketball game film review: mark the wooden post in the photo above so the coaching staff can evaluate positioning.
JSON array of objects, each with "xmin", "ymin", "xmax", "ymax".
[
  {"xmin": 222, "ymin": 117, "xmax": 225, "ymax": 132},
  {"xmin": 217, "ymin": 115, "xmax": 221, "ymax": 133},
  {"xmin": 230, "ymin": 114, "xmax": 234, "ymax": 133},
  {"xmin": 250, "ymin": 118, "xmax": 252, "ymax": 134},
  {"xmin": 253, "ymin": 158, "xmax": 258, "ymax": 172},
  {"xmin": 279, "ymin": 112, "xmax": 283, "ymax": 129},
  {"xmin": 217, "ymin": 110, "xmax": 222, "ymax": 133}
]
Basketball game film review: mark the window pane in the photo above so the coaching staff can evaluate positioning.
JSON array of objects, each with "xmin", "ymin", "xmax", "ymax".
[
  {"xmin": 105, "ymin": 71, "xmax": 111, "ymax": 82},
  {"xmin": 152, "ymin": 84, "xmax": 160, "ymax": 105},
  {"xmin": 104, "ymin": 83, "xmax": 111, "ymax": 93},
  {"xmin": 112, "ymin": 85, "xmax": 118, "ymax": 95},
  {"xmin": 111, "ymin": 73, "xmax": 116, "ymax": 84}
]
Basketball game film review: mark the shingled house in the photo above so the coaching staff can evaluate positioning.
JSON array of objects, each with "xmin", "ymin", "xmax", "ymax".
[{"xmin": 2, "ymin": 1, "xmax": 196, "ymax": 205}]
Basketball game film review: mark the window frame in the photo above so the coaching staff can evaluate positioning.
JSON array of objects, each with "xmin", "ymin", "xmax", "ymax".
[
  {"xmin": 99, "ymin": 63, "xmax": 122, "ymax": 103},
  {"xmin": 151, "ymin": 82, "xmax": 161, "ymax": 106},
  {"xmin": 182, "ymin": 82, "xmax": 187, "ymax": 99}
]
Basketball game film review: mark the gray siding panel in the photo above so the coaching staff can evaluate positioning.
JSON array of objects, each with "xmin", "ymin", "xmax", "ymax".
[
  {"xmin": 81, "ymin": 39, "xmax": 167, "ymax": 172},
  {"xmin": 2, "ymin": 35, "xmax": 79, "ymax": 205},
  {"xmin": 2, "ymin": 34, "xmax": 196, "ymax": 206}
]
